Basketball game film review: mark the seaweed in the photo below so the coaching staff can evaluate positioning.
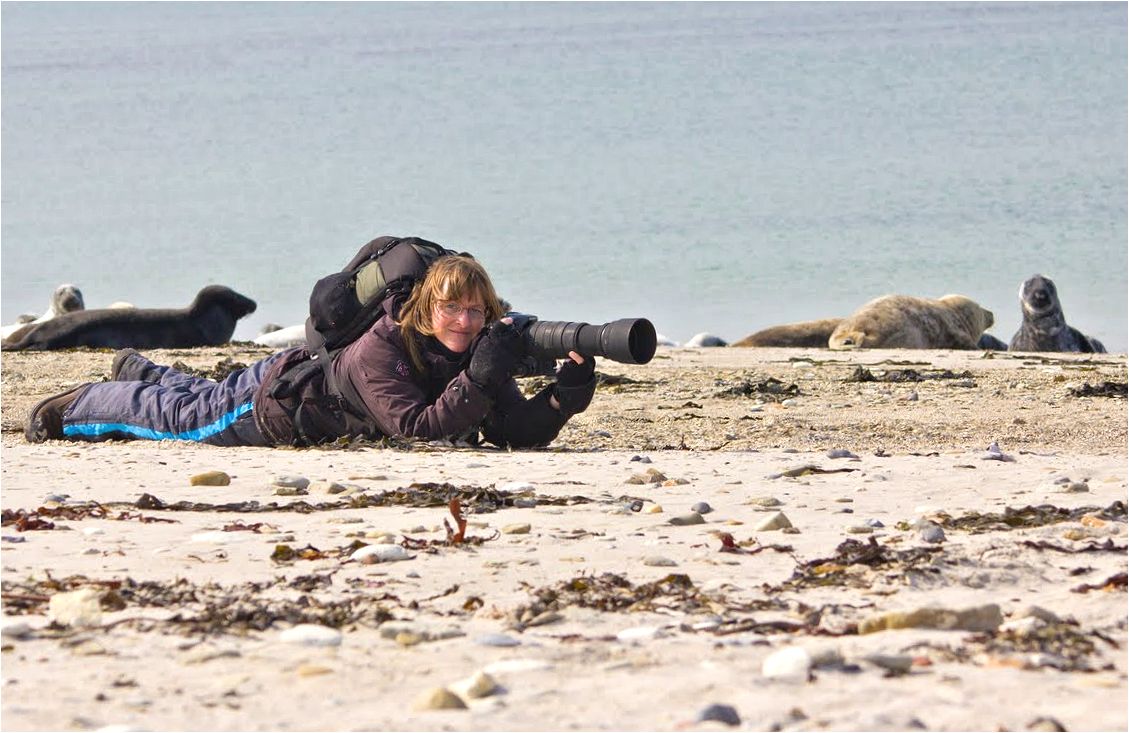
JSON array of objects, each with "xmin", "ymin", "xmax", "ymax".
[
  {"xmin": 1070, "ymin": 573, "xmax": 1128, "ymax": 594},
  {"xmin": 844, "ymin": 367, "xmax": 974, "ymax": 383},
  {"xmin": 169, "ymin": 357, "xmax": 249, "ymax": 381},
  {"xmin": 937, "ymin": 502, "xmax": 1127, "ymax": 534},
  {"xmin": 1, "ymin": 504, "xmax": 177, "ymax": 529},
  {"xmin": 777, "ymin": 537, "xmax": 943, "ymax": 590},
  {"xmin": 1020, "ymin": 538, "xmax": 1128, "ymax": 554},
  {"xmin": 1068, "ymin": 381, "xmax": 1128, "ymax": 398},
  {"xmin": 712, "ymin": 377, "xmax": 800, "ymax": 400}
]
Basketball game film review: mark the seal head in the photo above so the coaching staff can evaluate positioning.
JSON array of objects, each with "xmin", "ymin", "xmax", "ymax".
[{"xmin": 1008, "ymin": 275, "xmax": 1105, "ymax": 353}]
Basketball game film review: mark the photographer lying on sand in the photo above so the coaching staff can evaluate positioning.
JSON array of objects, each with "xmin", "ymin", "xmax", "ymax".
[{"xmin": 25, "ymin": 254, "xmax": 603, "ymax": 448}]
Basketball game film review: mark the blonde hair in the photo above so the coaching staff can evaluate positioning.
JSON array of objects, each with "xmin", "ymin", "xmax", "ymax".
[{"xmin": 398, "ymin": 255, "xmax": 505, "ymax": 372}]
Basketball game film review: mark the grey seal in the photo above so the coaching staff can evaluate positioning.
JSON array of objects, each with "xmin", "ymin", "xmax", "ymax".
[
  {"xmin": 731, "ymin": 318, "xmax": 843, "ymax": 348},
  {"xmin": 0, "ymin": 283, "xmax": 86, "ymax": 340},
  {"xmin": 828, "ymin": 294, "xmax": 994, "ymax": 350},
  {"xmin": 1, "ymin": 285, "xmax": 256, "ymax": 351},
  {"xmin": 1008, "ymin": 275, "xmax": 1106, "ymax": 353}
]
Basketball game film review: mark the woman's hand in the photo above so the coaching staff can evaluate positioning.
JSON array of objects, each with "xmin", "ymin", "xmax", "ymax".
[
  {"xmin": 467, "ymin": 319, "xmax": 524, "ymax": 395},
  {"xmin": 550, "ymin": 351, "xmax": 596, "ymax": 414}
]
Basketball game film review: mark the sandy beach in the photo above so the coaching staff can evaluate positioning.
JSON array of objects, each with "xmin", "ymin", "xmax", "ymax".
[{"xmin": 1, "ymin": 344, "xmax": 1126, "ymax": 732}]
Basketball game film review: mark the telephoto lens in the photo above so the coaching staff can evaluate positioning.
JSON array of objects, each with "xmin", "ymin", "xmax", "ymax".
[{"xmin": 519, "ymin": 317, "xmax": 657, "ymax": 365}]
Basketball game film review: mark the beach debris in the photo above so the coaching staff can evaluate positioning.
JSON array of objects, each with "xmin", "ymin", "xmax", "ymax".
[
  {"xmin": 780, "ymin": 537, "xmax": 941, "ymax": 591},
  {"xmin": 1070, "ymin": 572, "xmax": 1127, "ymax": 594},
  {"xmin": 858, "ymin": 603, "xmax": 1003, "ymax": 634},
  {"xmin": 754, "ymin": 512, "xmax": 792, "ymax": 531},
  {"xmin": 844, "ymin": 366, "xmax": 973, "ymax": 383},
  {"xmin": 691, "ymin": 501, "xmax": 713, "ymax": 514},
  {"xmin": 412, "ymin": 687, "xmax": 467, "ymax": 711},
  {"xmin": 762, "ymin": 646, "xmax": 812, "ymax": 682},
  {"xmin": 695, "ymin": 703, "xmax": 741, "ymax": 726},
  {"xmin": 48, "ymin": 588, "xmax": 103, "ymax": 627},
  {"xmin": 1068, "ymin": 381, "xmax": 1127, "ymax": 398},
  {"xmin": 271, "ymin": 544, "xmax": 331, "ymax": 563},
  {"xmin": 668, "ymin": 512, "xmax": 705, "ymax": 526},
  {"xmin": 170, "ymin": 357, "xmax": 248, "ymax": 381},
  {"xmin": 351, "ymin": 544, "xmax": 412, "ymax": 564},
  {"xmin": 1020, "ymin": 538, "xmax": 1126, "ymax": 554},
  {"xmin": 279, "ymin": 624, "xmax": 342, "ymax": 646},
  {"xmin": 189, "ymin": 470, "xmax": 231, "ymax": 486},
  {"xmin": 2, "ymin": 504, "xmax": 175, "ymax": 529},
  {"xmin": 768, "ymin": 464, "xmax": 857, "ymax": 479}
]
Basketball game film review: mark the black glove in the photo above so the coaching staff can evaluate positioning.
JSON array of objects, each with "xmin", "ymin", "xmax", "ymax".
[
  {"xmin": 553, "ymin": 356, "xmax": 596, "ymax": 415},
  {"xmin": 467, "ymin": 321, "xmax": 524, "ymax": 395}
]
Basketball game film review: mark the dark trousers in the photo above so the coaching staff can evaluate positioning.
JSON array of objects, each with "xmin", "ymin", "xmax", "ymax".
[{"xmin": 62, "ymin": 354, "xmax": 282, "ymax": 446}]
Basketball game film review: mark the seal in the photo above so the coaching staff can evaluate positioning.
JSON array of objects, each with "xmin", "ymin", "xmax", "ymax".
[
  {"xmin": 731, "ymin": 318, "xmax": 843, "ymax": 348},
  {"xmin": 1, "ymin": 285, "xmax": 256, "ymax": 351},
  {"xmin": 253, "ymin": 323, "xmax": 307, "ymax": 348},
  {"xmin": 0, "ymin": 284, "xmax": 85, "ymax": 340},
  {"xmin": 1008, "ymin": 275, "xmax": 1106, "ymax": 353},
  {"xmin": 828, "ymin": 294, "xmax": 993, "ymax": 350},
  {"xmin": 977, "ymin": 333, "xmax": 1009, "ymax": 351}
]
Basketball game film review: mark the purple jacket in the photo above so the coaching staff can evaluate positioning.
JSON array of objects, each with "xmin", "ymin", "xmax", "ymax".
[{"xmin": 255, "ymin": 306, "xmax": 578, "ymax": 448}]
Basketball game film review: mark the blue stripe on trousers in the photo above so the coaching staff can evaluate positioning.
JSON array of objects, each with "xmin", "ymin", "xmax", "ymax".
[{"xmin": 63, "ymin": 401, "xmax": 253, "ymax": 441}]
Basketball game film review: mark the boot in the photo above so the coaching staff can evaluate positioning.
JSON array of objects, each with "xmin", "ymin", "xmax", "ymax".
[
  {"xmin": 110, "ymin": 348, "xmax": 160, "ymax": 383},
  {"xmin": 24, "ymin": 384, "xmax": 90, "ymax": 443}
]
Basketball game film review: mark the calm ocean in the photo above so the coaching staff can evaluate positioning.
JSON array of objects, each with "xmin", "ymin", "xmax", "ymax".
[{"xmin": 2, "ymin": 2, "xmax": 1126, "ymax": 351}]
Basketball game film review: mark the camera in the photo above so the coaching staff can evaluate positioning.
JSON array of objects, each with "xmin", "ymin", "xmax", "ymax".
[{"xmin": 505, "ymin": 312, "xmax": 657, "ymax": 377}]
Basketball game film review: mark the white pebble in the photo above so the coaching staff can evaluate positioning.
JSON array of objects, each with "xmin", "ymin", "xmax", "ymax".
[
  {"xmin": 643, "ymin": 556, "xmax": 678, "ymax": 567},
  {"xmin": 616, "ymin": 625, "xmax": 665, "ymax": 642},
  {"xmin": 82, "ymin": 527, "xmax": 106, "ymax": 536},
  {"xmin": 762, "ymin": 646, "xmax": 812, "ymax": 681},
  {"xmin": 279, "ymin": 624, "xmax": 342, "ymax": 646},
  {"xmin": 498, "ymin": 481, "xmax": 535, "ymax": 492},
  {"xmin": 352, "ymin": 544, "xmax": 412, "ymax": 564},
  {"xmin": 48, "ymin": 588, "xmax": 103, "ymax": 628},
  {"xmin": 273, "ymin": 475, "xmax": 310, "ymax": 489},
  {"xmin": 449, "ymin": 670, "xmax": 500, "ymax": 699},
  {"xmin": 754, "ymin": 512, "xmax": 793, "ymax": 531},
  {"xmin": 1, "ymin": 618, "xmax": 31, "ymax": 639}
]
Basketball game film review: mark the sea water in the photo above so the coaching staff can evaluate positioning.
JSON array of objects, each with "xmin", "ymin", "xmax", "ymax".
[{"xmin": 3, "ymin": 2, "xmax": 1126, "ymax": 351}]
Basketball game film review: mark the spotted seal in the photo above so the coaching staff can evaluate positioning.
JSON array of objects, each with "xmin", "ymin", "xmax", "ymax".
[
  {"xmin": 1008, "ymin": 275, "xmax": 1106, "ymax": 353},
  {"xmin": 1, "ymin": 285, "xmax": 256, "ymax": 351},
  {"xmin": 731, "ymin": 318, "xmax": 843, "ymax": 348},
  {"xmin": 828, "ymin": 294, "xmax": 994, "ymax": 350},
  {"xmin": 0, "ymin": 284, "xmax": 85, "ymax": 340}
]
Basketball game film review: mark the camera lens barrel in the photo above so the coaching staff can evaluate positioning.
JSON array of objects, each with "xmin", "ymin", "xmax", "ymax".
[{"xmin": 523, "ymin": 318, "xmax": 657, "ymax": 365}]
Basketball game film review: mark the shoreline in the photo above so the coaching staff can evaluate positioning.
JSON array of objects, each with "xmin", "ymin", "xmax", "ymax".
[{"xmin": 1, "ymin": 346, "xmax": 1126, "ymax": 731}]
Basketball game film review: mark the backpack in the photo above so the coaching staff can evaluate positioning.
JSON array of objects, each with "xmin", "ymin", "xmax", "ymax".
[{"xmin": 268, "ymin": 235, "xmax": 461, "ymax": 416}]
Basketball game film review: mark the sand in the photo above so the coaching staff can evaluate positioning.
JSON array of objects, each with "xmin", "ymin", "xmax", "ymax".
[{"xmin": 1, "ymin": 344, "xmax": 1126, "ymax": 732}]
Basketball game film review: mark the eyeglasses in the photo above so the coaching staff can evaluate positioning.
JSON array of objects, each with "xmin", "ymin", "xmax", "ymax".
[{"xmin": 437, "ymin": 301, "xmax": 487, "ymax": 321}]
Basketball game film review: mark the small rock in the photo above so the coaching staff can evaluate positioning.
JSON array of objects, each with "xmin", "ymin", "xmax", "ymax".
[
  {"xmin": 502, "ymin": 523, "xmax": 531, "ymax": 535},
  {"xmin": 695, "ymin": 703, "xmax": 741, "ymax": 726},
  {"xmin": 352, "ymin": 544, "xmax": 412, "ymax": 564},
  {"xmin": 826, "ymin": 449, "xmax": 858, "ymax": 459},
  {"xmin": 863, "ymin": 653, "xmax": 914, "ymax": 674},
  {"xmin": 865, "ymin": 518, "xmax": 885, "ymax": 528},
  {"xmin": 189, "ymin": 471, "xmax": 230, "ymax": 486},
  {"xmin": 847, "ymin": 525, "xmax": 874, "ymax": 534},
  {"xmin": 474, "ymin": 633, "xmax": 521, "ymax": 647},
  {"xmin": 1062, "ymin": 482, "xmax": 1090, "ymax": 493},
  {"xmin": 310, "ymin": 480, "xmax": 347, "ymax": 495},
  {"xmin": 449, "ymin": 670, "xmax": 500, "ymax": 700},
  {"xmin": 668, "ymin": 512, "xmax": 705, "ymax": 526},
  {"xmin": 1026, "ymin": 716, "xmax": 1067, "ymax": 732},
  {"xmin": 754, "ymin": 512, "xmax": 793, "ymax": 531},
  {"xmin": 274, "ymin": 486, "xmax": 307, "ymax": 496},
  {"xmin": 1, "ymin": 618, "xmax": 31, "ymax": 639},
  {"xmin": 273, "ymin": 475, "xmax": 310, "ymax": 490},
  {"xmin": 48, "ymin": 588, "xmax": 103, "ymax": 627},
  {"xmin": 630, "ymin": 455, "xmax": 653, "ymax": 463},
  {"xmin": 616, "ymin": 625, "xmax": 665, "ymax": 642},
  {"xmin": 412, "ymin": 687, "xmax": 467, "ymax": 711},
  {"xmin": 762, "ymin": 646, "xmax": 812, "ymax": 682},
  {"xmin": 646, "ymin": 504, "xmax": 664, "ymax": 514},
  {"xmin": 918, "ymin": 523, "xmax": 946, "ymax": 544},
  {"xmin": 43, "ymin": 493, "xmax": 70, "ymax": 503},
  {"xmin": 747, "ymin": 496, "xmax": 783, "ymax": 508},
  {"xmin": 980, "ymin": 441, "xmax": 1016, "ymax": 462},
  {"xmin": 858, "ymin": 603, "xmax": 1003, "ymax": 634},
  {"xmin": 279, "ymin": 624, "xmax": 342, "ymax": 647},
  {"xmin": 296, "ymin": 664, "xmax": 334, "ymax": 677},
  {"xmin": 691, "ymin": 502, "xmax": 713, "ymax": 515},
  {"xmin": 643, "ymin": 556, "xmax": 677, "ymax": 567}
]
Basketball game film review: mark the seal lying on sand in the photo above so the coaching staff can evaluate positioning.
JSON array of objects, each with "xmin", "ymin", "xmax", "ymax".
[
  {"xmin": 731, "ymin": 318, "xmax": 844, "ymax": 348},
  {"xmin": 0, "ymin": 284, "xmax": 86, "ymax": 340},
  {"xmin": 1009, "ymin": 275, "xmax": 1106, "ymax": 353},
  {"xmin": 253, "ymin": 323, "xmax": 307, "ymax": 349},
  {"xmin": 828, "ymin": 294, "xmax": 993, "ymax": 350},
  {"xmin": 1, "ymin": 286, "xmax": 256, "ymax": 351}
]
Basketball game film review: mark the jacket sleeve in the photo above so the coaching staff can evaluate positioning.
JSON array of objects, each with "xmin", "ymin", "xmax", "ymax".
[
  {"xmin": 340, "ymin": 329, "xmax": 495, "ymax": 441},
  {"xmin": 480, "ymin": 380, "xmax": 571, "ymax": 448}
]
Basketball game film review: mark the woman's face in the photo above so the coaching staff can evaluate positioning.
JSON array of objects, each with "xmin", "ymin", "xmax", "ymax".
[{"xmin": 431, "ymin": 292, "xmax": 487, "ymax": 354}]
